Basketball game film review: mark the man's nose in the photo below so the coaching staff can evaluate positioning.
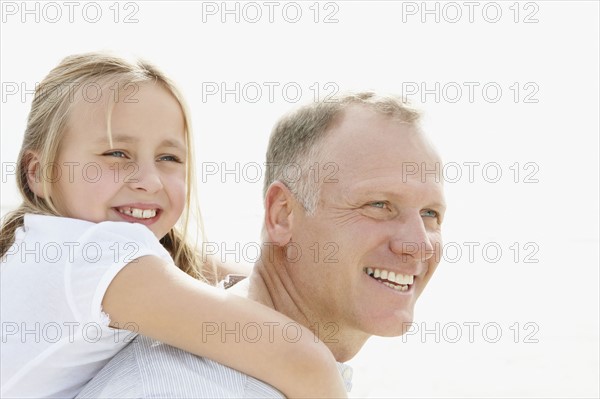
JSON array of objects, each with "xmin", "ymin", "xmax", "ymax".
[
  {"xmin": 389, "ymin": 213, "xmax": 434, "ymax": 262},
  {"xmin": 126, "ymin": 162, "xmax": 164, "ymax": 193}
]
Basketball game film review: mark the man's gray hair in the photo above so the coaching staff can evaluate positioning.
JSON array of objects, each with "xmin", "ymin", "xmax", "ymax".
[{"xmin": 263, "ymin": 91, "xmax": 422, "ymax": 214}]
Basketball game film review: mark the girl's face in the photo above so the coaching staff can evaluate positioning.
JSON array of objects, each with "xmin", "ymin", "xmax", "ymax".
[{"xmin": 50, "ymin": 82, "xmax": 187, "ymax": 239}]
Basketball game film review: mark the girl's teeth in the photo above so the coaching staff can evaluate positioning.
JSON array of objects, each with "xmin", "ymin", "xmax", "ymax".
[{"xmin": 118, "ymin": 207, "xmax": 157, "ymax": 219}]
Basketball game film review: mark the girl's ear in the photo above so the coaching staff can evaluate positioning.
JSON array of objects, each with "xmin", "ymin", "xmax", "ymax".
[
  {"xmin": 264, "ymin": 181, "xmax": 295, "ymax": 246},
  {"xmin": 24, "ymin": 150, "xmax": 46, "ymax": 198}
]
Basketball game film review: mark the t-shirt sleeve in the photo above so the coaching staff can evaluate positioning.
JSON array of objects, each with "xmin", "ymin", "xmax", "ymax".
[{"xmin": 64, "ymin": 221, "xmax": 173, "ymax": 326}]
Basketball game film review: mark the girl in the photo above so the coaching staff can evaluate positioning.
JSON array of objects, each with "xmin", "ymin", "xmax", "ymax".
[{"xmin": 0, "ymin": 53, "xmax": 346, "ymax": 398}]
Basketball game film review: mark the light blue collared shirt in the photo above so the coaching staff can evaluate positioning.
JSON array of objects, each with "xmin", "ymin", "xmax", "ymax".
[{"xmin": 77, "ymin": 334, "xmax": 353, "ymax": 398}]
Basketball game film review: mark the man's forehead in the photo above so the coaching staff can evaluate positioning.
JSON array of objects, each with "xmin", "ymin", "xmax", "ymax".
[
  {"xmin": 315, "ymin": 105, "xmax": 444, "ymax": 199},
  {"xmin": 321, "ymin": 110, "xmax": 439, "ymax": 169}
]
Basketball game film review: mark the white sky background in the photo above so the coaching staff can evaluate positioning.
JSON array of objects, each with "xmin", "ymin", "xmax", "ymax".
[{"xmin": 1, "ymin": 1, "xmax": 598, "ymax": 397}]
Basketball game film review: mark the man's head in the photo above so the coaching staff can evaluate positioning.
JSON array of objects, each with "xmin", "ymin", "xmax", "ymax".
[
  {"xmin": 259, "ymin": 92, "xmax": 445, "ymax": 361},
  {"xmin": 263, "ymin": 92, "xmax": 422, "ymax": 214}
]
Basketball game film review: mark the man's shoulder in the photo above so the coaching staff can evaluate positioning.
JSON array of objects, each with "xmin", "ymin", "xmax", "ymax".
[
  {"xmin": 77, "ymin": 335, "xmax": 284, "ymax": 399},
  {"xmin": 129, "ymin": 336, "xmax": 249, "ymax": 397}
]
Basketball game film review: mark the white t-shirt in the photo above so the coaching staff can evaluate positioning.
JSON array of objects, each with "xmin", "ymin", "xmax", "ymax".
[{"xmin": 0, "ymin": 214, "xmax": 172, "ymax": 398}]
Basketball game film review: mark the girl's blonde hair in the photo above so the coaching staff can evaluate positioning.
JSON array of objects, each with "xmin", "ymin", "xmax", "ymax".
[{"xmin": 0, "ymin": 52, "xmax": 216, "ymax": 284}]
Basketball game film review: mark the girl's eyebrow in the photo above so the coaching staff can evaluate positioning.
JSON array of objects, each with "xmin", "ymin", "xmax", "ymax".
[
  {"xmin": 96, "ymin": 134, "xmax": 136, "ymax": 144},
  {"xmin": 160, "ymin": 139, "xmax": 186, "ymax": 151},
  {"xmin": 96, "ymin": 134, "xmax": 185, "ymax": 150}
]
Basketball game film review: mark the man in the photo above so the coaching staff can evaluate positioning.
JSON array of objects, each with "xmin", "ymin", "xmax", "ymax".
[{"xmin": 78, "ymin": 92, "xmax": 446, "ymax": 398}]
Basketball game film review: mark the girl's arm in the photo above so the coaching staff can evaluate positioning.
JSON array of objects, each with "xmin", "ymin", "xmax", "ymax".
[{"xmin": 102, "ymin": 256, "xmax": 347, "ymax": 399}]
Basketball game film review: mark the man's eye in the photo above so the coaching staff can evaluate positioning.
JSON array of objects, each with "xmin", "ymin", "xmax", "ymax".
[
  {"xmin": 104, "ymin": 150, "xmax": 127, "ymax": 158},
  {"xmin": 369, "ymin": 201, "xmax": 387, "ymax": 209},
  {"xmin": 421, "ymin": 209, "xmax": 438, "ymax": 218}
]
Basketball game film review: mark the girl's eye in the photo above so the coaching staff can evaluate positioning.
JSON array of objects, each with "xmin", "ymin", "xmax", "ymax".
[
  {"xmin": 421, "ymin": 209, "xmax": 438, "ymax": 218},
  {"xmin": 104, "ymin": 150, "xmax": 127, "ymax": 158},
  {"xmin": 158, "ymin": 155, "xmax": 182, "ymax": 163}
]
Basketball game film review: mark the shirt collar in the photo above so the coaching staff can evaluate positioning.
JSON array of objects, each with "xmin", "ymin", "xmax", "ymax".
[{"xmin": 336, "ymin": 362, "xmax": 354, "ymax": 392}]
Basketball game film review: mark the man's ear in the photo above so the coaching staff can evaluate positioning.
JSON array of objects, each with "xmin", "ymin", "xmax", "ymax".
[
  {"xmin": 24, "ymin": 150, "xmax": 45, "ymax": 198},
  {"xmin": 264, "ymin": 181, "xmax": 295, "ymax": 246}
]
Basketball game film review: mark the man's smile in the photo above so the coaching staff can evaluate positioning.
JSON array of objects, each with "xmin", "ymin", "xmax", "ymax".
[{"xmin": 364, "ymin": 267, "xmax": 415, "ymax": 292}]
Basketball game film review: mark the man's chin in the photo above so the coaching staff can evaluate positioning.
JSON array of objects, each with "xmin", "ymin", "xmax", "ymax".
[{"xmin": 366, "ymin": 310, "xmax": 415, "ymax": 337}]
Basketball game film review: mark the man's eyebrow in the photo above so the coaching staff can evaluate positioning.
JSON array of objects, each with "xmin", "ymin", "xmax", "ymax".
[
  {"xmin": 357, "ymin": 188, "xmax": 446, "ymax": 209},
  {"xmin": 427, "ymin": 201, "xmax": 447, "ymax": 212}
]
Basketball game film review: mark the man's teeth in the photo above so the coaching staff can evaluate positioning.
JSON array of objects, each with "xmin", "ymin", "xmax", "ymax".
[
  {"xmin": 118, "ymin": 207, "xmax": 157, "ymax": 219},
  {"xmin": 365, "ymin": 267, "xmax": 414, "ymax": 292}
]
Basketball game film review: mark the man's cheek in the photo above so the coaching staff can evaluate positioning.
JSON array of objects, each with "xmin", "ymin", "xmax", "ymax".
[{"xmin": 419, "ymin": 258, "xmax": 441, "ymax": 294}]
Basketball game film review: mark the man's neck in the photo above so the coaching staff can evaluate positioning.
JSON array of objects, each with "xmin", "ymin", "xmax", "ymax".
[{"xmin": 232, "ymin": 259, "xmax": 369, "ymax": 362}]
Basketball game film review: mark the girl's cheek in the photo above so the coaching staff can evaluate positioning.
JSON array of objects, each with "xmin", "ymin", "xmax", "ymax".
[{"xmin": 165, "ymin": 176, "xmax": 187, "ymax": 201}]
